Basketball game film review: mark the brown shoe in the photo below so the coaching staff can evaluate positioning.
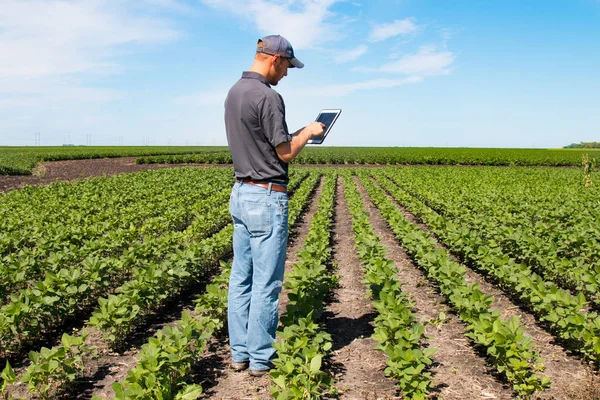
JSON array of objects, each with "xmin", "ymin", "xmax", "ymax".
[
  {"xmin": 231, "ymin": 361, "xmax": 249, "ymax": 371},
  {"xmin": 248, "ymin": 369, "xmax": 270, "ymax": 377}
]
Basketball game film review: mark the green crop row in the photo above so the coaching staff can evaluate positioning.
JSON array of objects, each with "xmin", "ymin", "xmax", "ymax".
[
  {"xmin": 379, "ymin": 167, "xmax": 600, "ymax": 306},
  {"xmin": 271, "ymin": 173, "xmax": 339, "ymax": 399},
  {"xmin": 285, "ymin": 169, "xmax": 322, "ymax": 231},
  {"xmin": 0, "ymin": 168, "xmax": 229, "ymax": 257},
  {"xmin": 0, "ymin": 181, "xmax": 232, "ymax": 355},
  {"xmin": 0, "ymin": 332, "xmax": 91, "ymax": 400},
  {"xmin": 287, "ymin": 172, "xmax": 320, "ymax": 234},
  {"xmin": 106, "ymin": 262, "xmax": 232, "ymax": 400},
  {"xmin": 4, "ymin": 146, "xmax": 600, "ymax": 176},
  {"xmin": 136, "ymin": 152, "xmax": 232, "ymax": 165},
  {"xmin": 360, "ymin": 172, "xmax": 550, "ymax": 398},
  {"xmin": 0, "ymin": 170, "xmax": 232, "ymax": 305},
  {"xmin": 342, "ymin": 173, "xmax": 435, "ymax": 399},
  {"xmin": 89, "ymin": 168, "xmax": 316, "ymax": 349},
  {"xmin": 0, "ymin": 146, "xmax": 228, "ymax": 175},
  {"xmin": 88, "ymin": 224, "xmax": 233, "ymax": 348},
  {"xmin": 375, "ymin": 170, "xmax": 600, "ymax": 365},
  {"xmin": 135, "ymin": 147, "xmax": 600, "ymax": 167}
]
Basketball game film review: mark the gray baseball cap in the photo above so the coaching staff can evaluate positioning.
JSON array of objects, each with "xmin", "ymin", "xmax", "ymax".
[{"xmin": 256, "ymin": 35, "xmax": 304, "ymax": 69}]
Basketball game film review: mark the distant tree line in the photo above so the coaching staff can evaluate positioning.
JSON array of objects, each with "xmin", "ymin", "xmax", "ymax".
[{"xmin": 564, "ymin": 142, "xmax": 600, "ymax": 148}]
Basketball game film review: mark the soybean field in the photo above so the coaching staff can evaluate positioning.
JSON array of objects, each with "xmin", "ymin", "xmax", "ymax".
[
  {"xmin": 1, "ymin": 162, "xmax": 600, "ymax": 400},
  {"xmin": 3, "ymin": 146, "xmax": 600, "ymax": 176}
]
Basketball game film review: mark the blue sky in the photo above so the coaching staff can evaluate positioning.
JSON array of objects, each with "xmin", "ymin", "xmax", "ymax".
[{"xmin": 1, "ymin": 0, "xmax": 599, "ymax": 148}]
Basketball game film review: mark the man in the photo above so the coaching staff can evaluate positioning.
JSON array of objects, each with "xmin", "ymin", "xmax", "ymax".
[{"xmin": 224, "ymin": 34, "xmax": 324, "ymax": 377}]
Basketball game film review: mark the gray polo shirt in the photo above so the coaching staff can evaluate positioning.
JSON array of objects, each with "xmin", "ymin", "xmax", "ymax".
[{"xmin": 225, "ymin": 71, "xmax": 293, "ymax": 184}]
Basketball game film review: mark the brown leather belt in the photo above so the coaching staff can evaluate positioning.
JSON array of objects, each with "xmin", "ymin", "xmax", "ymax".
[{"xmin": 237, "ymin": 179, "xmax": 287, "ymax": 193}]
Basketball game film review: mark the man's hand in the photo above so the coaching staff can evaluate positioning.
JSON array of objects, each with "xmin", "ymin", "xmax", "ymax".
[
  {"xmin": 275, "ymin": 122, "xmax": 326, "ymax": 163},
  {"xmin": 304, "ymin": 122, "xmax": 325, "ymax": 138}
]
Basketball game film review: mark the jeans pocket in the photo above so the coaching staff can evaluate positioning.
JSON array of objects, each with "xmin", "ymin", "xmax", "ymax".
[{"xmin": 242, "ymin": 200, "xmax": 271, "ymax": 236}]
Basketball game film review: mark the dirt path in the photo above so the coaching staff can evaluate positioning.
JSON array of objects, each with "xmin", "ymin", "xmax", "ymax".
[
  {"xmin": 366, "ymin": 175, "xmax": 600, "ymax": 399},
  {"xmin": 0, "ymin": 157, "xmax": 224, "ymax": 193},
  {"xmin": 324, "ymin": 178, "xmax": 399, "ymax": 399},
  {"xmin": 72, "ymin": 329, "xmax": 141, "ymax": 400},
  {"xmin": 196, "ymin": 179, "xmax": 324, "ymax": 399}
]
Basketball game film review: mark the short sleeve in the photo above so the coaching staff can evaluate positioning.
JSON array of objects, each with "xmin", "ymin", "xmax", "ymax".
[{"xmin": 259, "ymin": 92, "xmax": 292, "ymax": 147}]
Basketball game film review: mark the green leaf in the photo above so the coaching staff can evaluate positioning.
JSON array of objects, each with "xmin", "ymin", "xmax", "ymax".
[
  {"xmin": 309, "ymin": 354, "xmax": 322, "ymax": 374},
  {"xmin": 175, "ymin": 384, "xmax": 203, "ymax": 400},
  {"xmin": 273, "ymin": 374, "xmax": 287, "ymax": 389},
  {"xmin": 1, "ymin": 361, "xmax": 17, "ymax": 383},
  {"xmin": 423, "ymin": 348, "xmax": 437, "ymax": 358}
]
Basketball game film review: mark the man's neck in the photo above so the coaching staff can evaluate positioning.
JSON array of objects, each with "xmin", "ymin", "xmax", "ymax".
[{"xmin": 249, "ymin": 60, "xmax": 270, "ymax": 79}]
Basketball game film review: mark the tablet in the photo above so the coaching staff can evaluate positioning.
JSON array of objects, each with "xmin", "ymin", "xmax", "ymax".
[{"xmin": 307, "ymin": 109, "xmax": 342, "ymax": 144}]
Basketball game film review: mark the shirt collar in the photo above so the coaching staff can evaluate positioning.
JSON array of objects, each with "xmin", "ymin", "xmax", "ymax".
[{"xmin": 241, "ymin": 71, "xmax": 270, "ymax": 88}]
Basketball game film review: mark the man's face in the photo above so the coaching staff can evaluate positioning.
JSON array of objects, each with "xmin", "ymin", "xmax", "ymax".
[{"xmin": 268, "ymin": 55, "xmax": 291, "ymax": 86}]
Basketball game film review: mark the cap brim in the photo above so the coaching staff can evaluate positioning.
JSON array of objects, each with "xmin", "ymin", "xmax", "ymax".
[{"xmin": 289, "ymin": 57, "xmax": 304, "ymax": 69}]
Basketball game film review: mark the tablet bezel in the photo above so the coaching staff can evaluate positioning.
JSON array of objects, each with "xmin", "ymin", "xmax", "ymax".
[{"xmin": 307, "ymin": 108, "xmax": 342, "ymax": 145}]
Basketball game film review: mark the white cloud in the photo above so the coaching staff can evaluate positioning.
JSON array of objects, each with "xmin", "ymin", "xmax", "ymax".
[
  {"xmin": 0, "ymin": 0, "xmax": 180, "ymax": 79},
  {"xmin": 297, "ymin": 76, "xmax": 423, "ymax": 97},
  {"xmin": 380, "ymin": 46, "xmax": 455, "ymax": 76},
  {"xmin": 355, "ymin": 46, "xmax": 455, "ymax": 77},
  {"xmin": 0, "ymin": 0, "xmax": 181, "ymax": 107},
  {"xmin": 199, "ymin": 0, "xmax": 345, "ymax": 49},
  {"xmin": 334, "ymin": 45, "xmax": 368, "ymax": 63},
  {"xmin": 369, "ymin": 18, "xmax": 420, "ymax": 42}
]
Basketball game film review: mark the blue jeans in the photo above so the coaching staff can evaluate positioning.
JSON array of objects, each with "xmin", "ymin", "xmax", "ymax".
[{"xmin": 228, "ymin": 181, "xmax": 289, "ymax": 371}]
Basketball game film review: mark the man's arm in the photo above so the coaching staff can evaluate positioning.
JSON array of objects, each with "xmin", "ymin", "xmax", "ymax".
[{"xmin": 275, "ymin": 122, "xmax": 324, "ymax": 163}]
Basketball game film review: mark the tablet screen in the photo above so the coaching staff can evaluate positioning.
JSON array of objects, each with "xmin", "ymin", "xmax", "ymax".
[{"xmin": 308, "ymin": 109, "xmax": 342, "ymax": 144}]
